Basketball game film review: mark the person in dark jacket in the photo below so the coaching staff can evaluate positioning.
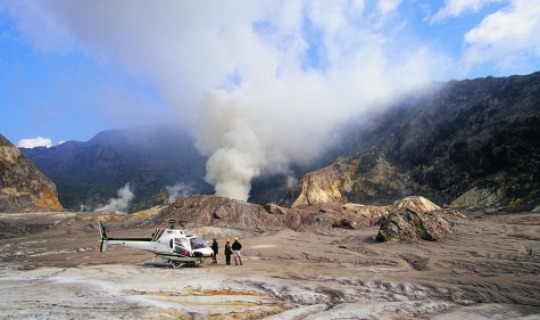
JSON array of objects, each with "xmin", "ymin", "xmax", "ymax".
[
  {"xmin": 211, "ymin": 238, "xmax": 218, "ymax": 263},
  {"xmin": 224, "ymin": 239, "xmax": 232, "ymax": 265},
  {"xmin": 232, "ymin": 237, "xmax": 243, "ymax": 266}
]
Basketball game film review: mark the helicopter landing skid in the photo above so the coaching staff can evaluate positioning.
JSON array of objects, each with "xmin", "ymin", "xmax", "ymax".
[
  {"xmin": 169, "ymin": 260, "xmax": 202, "ymax": 268},
  {"xmin": 143, "ymin": 261, "xmax": 175, "ymax": 268}
]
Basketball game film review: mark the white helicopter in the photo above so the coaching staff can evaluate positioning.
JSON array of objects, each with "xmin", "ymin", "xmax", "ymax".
[{"xmin": 98, "ymin": 219, "xmax": 214, "ymax": 268}]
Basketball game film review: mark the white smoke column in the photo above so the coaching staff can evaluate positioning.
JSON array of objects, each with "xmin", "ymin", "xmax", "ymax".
[
  {"xmin": 165, "ymin": 183, "xmax": 194, "ymax": 204},
  {"xmin": 96, "ymin": 183, "xmax": 134, "ymax": 212},
  {"xmin": 196, "ymin": 90, "xmax": 266, "ymax": 200},
  {"xmin": 191, "ymin": 1, "xmax": 441, "ymax": 201}
]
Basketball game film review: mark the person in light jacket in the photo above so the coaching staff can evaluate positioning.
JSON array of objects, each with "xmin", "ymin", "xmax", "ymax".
[{"xmin": 232, "ymin": 237, "xmax": 243, "ymax": 266}]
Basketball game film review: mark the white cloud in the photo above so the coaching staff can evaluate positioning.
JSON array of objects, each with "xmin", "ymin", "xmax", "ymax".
[
  {"xmin": 431, "ymin": 0, "xmax": 503, "ymax": 22},
  {"xmin": 17, "ymin": 136, "xmax": 52, "ymax": 148},
  {"xmin": 377, "ymin": 0, "xmax": 403, "ymax": 15},
  {"xmin": 1, "ymin": 0, "xmax": 75, "ymax": 54},
  {"xmin": 463, "ymin": 0, "xmax": 540, "ymax": 72}
]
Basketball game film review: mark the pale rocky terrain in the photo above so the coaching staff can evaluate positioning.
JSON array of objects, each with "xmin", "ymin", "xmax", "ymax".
[{"xmin": 1, "ymin": 204, "xmax": 540, "ymax": 319}]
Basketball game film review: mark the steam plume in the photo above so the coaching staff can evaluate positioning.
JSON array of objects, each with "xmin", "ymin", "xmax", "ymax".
[
  {"xmin": 166, "ymin": 183, "xmax": 194, "ymax": 204},
  {"xmin": 96, "ymin": 183, "xmax": 134, "ymax": 213}
]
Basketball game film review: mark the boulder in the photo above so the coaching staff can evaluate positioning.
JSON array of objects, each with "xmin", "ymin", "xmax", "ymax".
[{"xmin": 376, "ymin": 207, "xmax": 451, "ymax": 242}]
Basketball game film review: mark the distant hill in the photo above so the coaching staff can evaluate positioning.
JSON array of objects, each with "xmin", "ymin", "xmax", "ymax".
[
  {"xmin": 21, "ymin": 125, "xmax": 212, "ymax": 211},
  {"xmin": 287, "ymin": 72, "xmax": 540, "ymax": 212},
  {"xmin": 0, "ymin": 134, "xmax": 62, "ymax": 213}
]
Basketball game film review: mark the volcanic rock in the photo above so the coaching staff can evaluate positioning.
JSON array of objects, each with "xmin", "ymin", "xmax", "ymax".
[
  {"xmin": 376, "ymin": 207, "xmax": 452, "ymax": 242},
  {"xmin": 154, "ymin": 194, "xmax": 455, "ymax": 233},
  {"xmin": 0, "ymin": 135, "xmax": 62, "ymax": 213},
  {"xmin": 292, "ymin": 157, "xmax": 358, "ymax": 206},
  {"xmin": 156, "ymin": 195, "xmax": 285, "ymax": 231}
]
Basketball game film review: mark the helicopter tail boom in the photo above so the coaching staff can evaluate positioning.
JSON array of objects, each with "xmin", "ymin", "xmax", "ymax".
[
  {"xmin": 98, "ymin": 222, "xmax": 108, "ymax": 252},
  {"xmin": 98, "ymin": 222, "xmax": 155, "ymax": 252}
]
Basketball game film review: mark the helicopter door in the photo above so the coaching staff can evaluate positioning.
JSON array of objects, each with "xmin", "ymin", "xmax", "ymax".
[{"xmin": 174, "ymin": 238, "xmax": 191, "ymax": 256}]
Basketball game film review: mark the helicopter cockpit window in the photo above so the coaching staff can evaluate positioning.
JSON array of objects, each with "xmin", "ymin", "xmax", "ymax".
[
  {"xmin": 174, "ymin": 238, "xmax": 190, "ymax": 249},
  {"xmin": 174, "ymin": 238, "xmax": 190, "ymax": 256},
  {"xmin": 190, "ymin": 237, "xmax": 207, "ymax": 249}
]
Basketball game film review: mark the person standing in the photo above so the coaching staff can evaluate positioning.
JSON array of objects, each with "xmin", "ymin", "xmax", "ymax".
[
  {"xmin": 211, "ymin": 238, "xmax": 218, "ymax": 263},
  {"xmin": 232, "ymin": 237, "xmax": 243, "ymax": 266},
  {"xmin": 224, "ymin": 239, "xmax": 232, "ymax": 265}
]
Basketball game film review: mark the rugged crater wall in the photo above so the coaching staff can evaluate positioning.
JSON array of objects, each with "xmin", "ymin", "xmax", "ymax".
[
  {"xmin": 0, "ymin": 134, "xmax": 62, "ymax": 213},
  {"xmin": 289, "ymin": 72, "xmax": 540, "ymax": 211}
]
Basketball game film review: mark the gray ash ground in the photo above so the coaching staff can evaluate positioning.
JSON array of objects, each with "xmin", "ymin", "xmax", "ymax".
[{"xmin": 0, "ymin": 211, "xmax": 539, "ymax": 319}]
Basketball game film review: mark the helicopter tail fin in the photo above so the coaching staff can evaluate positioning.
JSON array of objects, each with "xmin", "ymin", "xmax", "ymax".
[{"xmin": 98, "ymin": 222, "xmax": 108, "ymax": 252}]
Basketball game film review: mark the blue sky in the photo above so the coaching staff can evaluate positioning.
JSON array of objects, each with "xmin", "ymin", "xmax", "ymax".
[{"xmin": 1, "ymin": 1, "xmax": 540, "ymax": 199}]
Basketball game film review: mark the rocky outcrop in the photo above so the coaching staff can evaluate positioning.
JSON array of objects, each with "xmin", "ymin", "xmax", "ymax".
[
  {"xmin": 292, "ymin": 154, "xmax": 416, "ymax": 207},
  {"xmin": 156, "ymin": 194, "xmax": 389, "ymax": 232},
  {"xmin": 376, "ymin": 207, "xmax": 452, "ymax": 242},
  {"xmin": 154, "ymin": 195, "xmax": 456, "ymax": 233},
  {"xmin": 292, "ymin": 158, "xmax": 356, "ymax": 206},
  {"xmin": 374, "ymin": 196, "xmax": 464, "ymax": 242},
  {"xmin": 0, "ymin": 135, "xmax": 62, "ymax": 213}
]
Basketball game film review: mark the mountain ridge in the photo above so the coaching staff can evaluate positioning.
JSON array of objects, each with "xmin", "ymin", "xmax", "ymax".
[{"xmin": 20, "ymin": 125, "xmax": 212, "ymax": 211}]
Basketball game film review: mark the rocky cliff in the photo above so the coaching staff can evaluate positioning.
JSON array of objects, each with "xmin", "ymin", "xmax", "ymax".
[
  {"xmin": 290, "ymin": 72, "xmax": 540, "ymax": 211},
  {"xmin": 0, "ymin": 135, "xmax": 62, "ymax": 213}
]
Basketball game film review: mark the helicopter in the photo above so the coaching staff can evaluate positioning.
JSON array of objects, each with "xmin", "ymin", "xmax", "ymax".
[{"xmin": 98, "ymin": 219, "xmax": 214, "ymax": 268}]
